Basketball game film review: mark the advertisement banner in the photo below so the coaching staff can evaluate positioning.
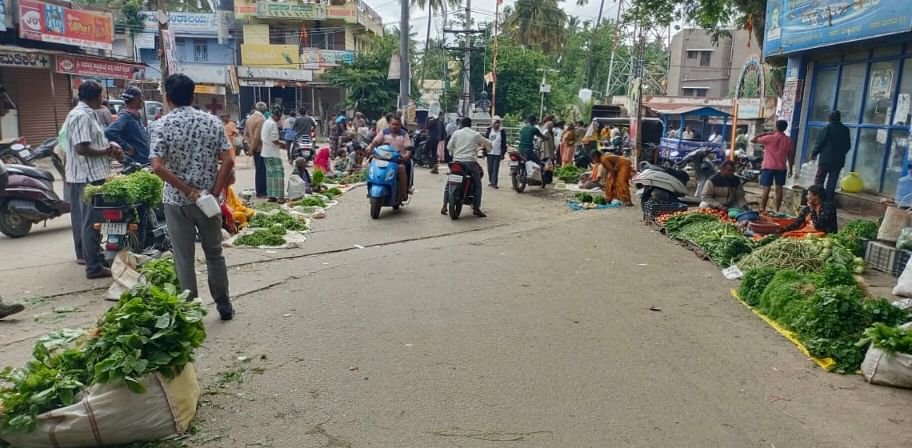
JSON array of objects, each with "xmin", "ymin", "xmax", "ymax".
[
  {"xmin": 241, "ymin": 44, "xmax": 300, "ymax": 68},
  {"xmin": 139, "ymin": 11, "xmax": 218, "ymax": 35},
  {"xmin": 300, "ymin": 48, "xmax": 354, "ymax": 69},
  {"xmin": 162, "ymin": 29, "xmax": 180, "ymax": 75},
  {"xmin": 56, "ymin": 55, "xmax": 145, "ymax": 80},
  {"xmin": 237, "ymin": 66, "xmax": 312, "ymax": 82},
  {"xmin": 736, "ymin": 98, "xmax": 763, "ymax": 120},
  {"xmin": 765, "ymin": 0, "xmax": 912, "ymax": 57},
  {"xmin": 0, "ymin": 50, "xmax": 49, "ymax": 68},
  {"xmin": 256, "ymin": 1, "xmax": 325, "ymax": 20},
  {"xmin": 18, "ymin": 0, "xmax": 113, "ymax": 51}
]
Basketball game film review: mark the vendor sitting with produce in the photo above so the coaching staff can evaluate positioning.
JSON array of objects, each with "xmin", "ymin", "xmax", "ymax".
[
  {"xmin": 779, "ymin": 184, "xmax": 837, "ymax": 237},
  {"xmin": 578, "ymin": 150, "xmax": 607, "ymax": 190},
  {"xmin": 223, "ymin": 170, "xmax": 255, "ymax": 230},
  {"xmin": 699, "ymin": 160, "xmax": 748, "ymax": 210}
]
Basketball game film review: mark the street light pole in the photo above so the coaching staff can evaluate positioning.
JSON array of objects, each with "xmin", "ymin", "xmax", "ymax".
[{"xmin": 399, "ymin": 0, "xmax": 410, "ymax": 117}]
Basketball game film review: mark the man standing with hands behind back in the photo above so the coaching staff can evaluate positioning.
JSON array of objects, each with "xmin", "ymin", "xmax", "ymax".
[
  {"xmin": 64, "ymin": 79, "xmax": 124, "ymax": 279},
  {"xmin": 151, "ymin": 74, "xmax": 236, "ymax": 321},
  {"xmin": 245, "ymin": 102, "xmax": 267, "ymax": 197}
]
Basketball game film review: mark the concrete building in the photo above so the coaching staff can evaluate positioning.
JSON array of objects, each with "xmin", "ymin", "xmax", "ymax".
[{"xmin": 666, "ymin": 28, "xmax": 753, "ymax": 98}]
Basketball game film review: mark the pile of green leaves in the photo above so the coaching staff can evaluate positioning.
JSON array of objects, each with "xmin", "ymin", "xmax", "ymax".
[
  {"xmin": 737, "ymin": 236, "xmax": 858, "ymax": 273},
  {"xmin": 337, "ymin": 170, "xmax": 366, "ymax": 184},
  {"xmin": 312, "ymin": 170, "xmax": 325, "ymax": 187},
  {"xmin": 0, "ymin": 285, "xmax": 206, "ymax": 431},
  {"xmin": 234, "ymin": 225, "xmax": 287, "ymax": 247},
  {"xmin": 84, "ymin": 285, "xmax": 206, "ymax": 393},
  {"xmin": 739, "ymin": 267, "xmax": 777, "ymax": 307},
  {"xmin": 670, "ymin": 220, "xmax": 752, "ymax": 266},
  {"xmin": 860, "ymin": 323, "xmax": 912, "ymax": 353},
  {"xmin": 593, "ymin": 196, "xmax": 607, "ymax": 205},
  {"xmin": 324, "ymin": 187, "xmax": 343, "ymax": 199},
  {"xmin": 574, "ymin": 192, "xmax": 593, "ymax": 203},
  {"xmin": 82, "ymin": 171, "xmax": 163, "ymax": 207},
  {"xmin": 139, "ymin": 257, "xmax": 177, "ymax": 288},
  {"xmin": 663, "ymin": 213, "xmax": 719, "ymax": 235},
  {"xmin": 832, "ymin": 219, "xmax": 878, "ymax": 257},
  {"xmin": 556, "ymin": 165, "xmax": 579, "ymax": 178},
  {"xmin": 251, "ymin": 201, "xmax": 282, "ymax": 212},
  {"xmin": 249, "ymin": 210, "xmax": 308, "ymax": 231},
  {"xmin": 293, "ymin": 196, "xmax": 327, "ymax": 208}
]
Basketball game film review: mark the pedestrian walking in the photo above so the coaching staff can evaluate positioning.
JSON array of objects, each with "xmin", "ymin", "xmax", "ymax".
[
  {"xmin": 425, "ymin": 113, "xmax": 445, "ymax": 174},
  {"xmin": 244, "ymin": 102, "xmax": 267, "ymax": 197},
  {"xmin": 485, "ymin": 116, "xmax": 507, "ymax": 188},
  {"xmin": 811, "ymin": 110, "xmax": 851, "ymax": 201},
  {"xmin": 261, "ymin": 105, "xmax": 287, "ymax": 202},
  {"xmin": 283, "ymin": 111, "xmax": 297, "ymax": 162},
  {"xmin": 104, "ymin": 86, "xmax": 149, "ymax": 165},
  {"xmin": 150, "ymin": 74, "xmax": 235, "ymax": 320},
  {"xmin": 64, "ymin": 79, "xmax": 123, "ymax": 278},
  {"xmin": 221, "ymin": 114, "xmax": 239, "ymax": 157}
]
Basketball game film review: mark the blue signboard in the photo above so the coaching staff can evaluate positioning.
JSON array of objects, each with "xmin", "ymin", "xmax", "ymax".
[{"xmin": 764, "ymin": 0, "xmax": 912, "ymax": 57}]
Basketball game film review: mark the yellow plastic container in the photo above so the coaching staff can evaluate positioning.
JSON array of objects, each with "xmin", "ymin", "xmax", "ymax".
[{"xmin": 841, "ymin": 171, "xmax": 864, "ymax": 193}]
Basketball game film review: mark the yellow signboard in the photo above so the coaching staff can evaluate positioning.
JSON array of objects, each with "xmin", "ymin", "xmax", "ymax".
[
  {"xmin": 194, "ymin": 84, "xmax": 224, "ymax": 95},
  {"xmin": 241, "ymin": 44, "xmax": 300, "ymax": 68}
]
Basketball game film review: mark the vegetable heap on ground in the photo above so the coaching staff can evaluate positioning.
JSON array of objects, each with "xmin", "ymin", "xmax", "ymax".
[
  {"xmin": 249, "ymin": 210, "xmax": 308, "ymax": 231},
  {"xmin": 737, "ymin": 235, "xmax": 864, "ymax": 274},
  {"xmin": 292, "ymin": 196, "xmax": 327, "ymax": 208},
  {"xmin": 574, "ymin": 192, "xmax": 594, "ymax": 203},
  {"xmin": 0, "ymin": 279, "xmax": 205, "ymax": 432},
  {"xmin": 861, "ymin": 323, "xmax": 912, "ymax": 354},
  {"xmin": 556, "ymin": 165, "xmax": 580, "ymax": 181},
  {"xmin": 739, "ymin": 263, "xmax": 908, "ymax": 372},
  {"xmin": 323, "ymin": 187, "xmax": 343, "ymax": 199},
  {"xmin": 336, "ymin": 170, "xmax": 366, "ymax": 184},
  {"xmin": 831, "ymin": 219, "xmax": 878, "ymax": 257},
  {"xmin": 139, "ymin": 257, "xmax": 178, "ymax": 287},
  {"xmin": 662, "ymin": 211, "xmax": 756, "ymax": 267},
  {"xmin": 234, "ymin": 224, "xmax": 287, "ymax": 247},
  {"xmin": 82, "ymin": 171, "xmax": 164, "ymax": 207}
]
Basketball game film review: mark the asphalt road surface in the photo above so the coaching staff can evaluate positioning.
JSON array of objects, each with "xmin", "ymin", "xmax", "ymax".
[{"xmin": 1, "ymin": 159, "xmax": 909, "ymax": 448}]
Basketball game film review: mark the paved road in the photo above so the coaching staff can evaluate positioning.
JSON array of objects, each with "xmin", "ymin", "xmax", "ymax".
[{"xmin": 1, "ymin": 159, "xmax": 910, "ymax": 447}]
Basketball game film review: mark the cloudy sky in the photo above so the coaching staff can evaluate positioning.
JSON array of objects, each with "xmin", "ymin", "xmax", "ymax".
[{"xmin": 366, "ymin": 0, "xmax": 626, "ymax": 43}]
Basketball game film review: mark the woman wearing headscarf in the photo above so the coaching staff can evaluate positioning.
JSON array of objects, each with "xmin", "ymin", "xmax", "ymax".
[{"xmin": 313, "ymin": 146, "xmax": 332, "ymax": 173}]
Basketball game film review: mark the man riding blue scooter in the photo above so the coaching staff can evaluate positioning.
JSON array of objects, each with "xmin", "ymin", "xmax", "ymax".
[{"xmin": 365, "ymin": 116, "xmax": 413, "ymax": 218}]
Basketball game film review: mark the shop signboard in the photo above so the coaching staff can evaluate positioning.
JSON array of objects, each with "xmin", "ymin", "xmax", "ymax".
[
  {"xmin": 180, "ymin": 63, "xmax": 227, "ymax": 85},
  {"xmin": 19, "ymin": 0, "xmax": 113, "ymax": 50},
  {"xmin": 237, "ymin": 66, "xmax": 312, "ymax": 82},
  {"xmin": 194, "ymin": 84, "xmax": 225, "ymax": 95},
  {"xmin": 241, "ymin": 44, "xmax": 300, "ymax": 68},
  {"xmin": 764, "ymin": 0, "xmax": 912, "ymax": 57},
  {"xmin": 0, "ymin": 50, "xmax": 49, "ymax": 68},
  {"xmin": 300, "ymin": 48, "xmax": 354, "ymax": 69},
  {"xmin": 139, "ymin": 11, "xmax": 218, "ymax": 35},
  {"xmin": 56, "ymin": 55, "xmax": 145, "ymax": 80},
  {"xmin": 256, "ymin": 1, "xmax": 325, "ymax": 20},
  {"xmin": 135, "ymin": 32, "xmax": 155, "ymax": 49},
  {"xmin": 736, "ymin": 98, "xmax": 762, "ymax": 120}
]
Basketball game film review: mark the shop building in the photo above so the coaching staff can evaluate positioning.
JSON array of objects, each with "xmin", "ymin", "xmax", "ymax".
[
  {"xmin": 767, "ymin": 0, "xmax": 912, "ymax": 197},
  {"xmin": 136, "ymin": 11, "xmax": 239, "ymax": 118},
  {"xmin": 233, "ymin": 0, "xmax": 382, "ymax": 120}
]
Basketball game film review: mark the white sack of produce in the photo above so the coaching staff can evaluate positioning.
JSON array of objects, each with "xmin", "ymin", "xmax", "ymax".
[
  {"xmin": 862, "ymin": 323, "xmax": 912, "ymax": 389},
  {"xmin": 104, "ymin": 251, "xmax": 152, "ymax": 300},
  {"xmin": 0, "ymin": 364, "xmax": 199, "ymax": 448},
  {"xmin": 892, "ymin": 257, "xmax": 912, "ymax": 297},
  {"xmin": 525, "ymin": 161, "xmax": 542, "ymax": 183},
  {"xmin": 286, "ymin": 175, "xmax": 311, "ymax": 200}
]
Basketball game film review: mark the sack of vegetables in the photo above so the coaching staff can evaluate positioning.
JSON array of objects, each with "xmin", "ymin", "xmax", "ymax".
[{"xmin": 0, "ymin": 284, "xmax": 206, "ymax": 447}]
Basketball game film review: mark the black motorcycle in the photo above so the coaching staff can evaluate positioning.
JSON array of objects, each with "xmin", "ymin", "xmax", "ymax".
[
  {"xmin": 446, "ymin": 161, "xmax": 479, "ymax": 219},
  {"xmin": 0, "ymin": 138, "xmax": 32, "ymax": 166},
  {"xmin": 27, "ymin": 138, "xmax": 64, "ymax": 179},
  {"xmin": 92, "ymin": 163, "xmax": 170, "ymax": 263}
]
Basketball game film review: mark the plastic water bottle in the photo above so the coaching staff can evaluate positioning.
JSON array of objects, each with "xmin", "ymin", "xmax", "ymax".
[
  {"xmin": 798, "ymin": 160, "xmax": 817, "ymax": 188},
  {"xmin": 896, "ymin": 174, "xmax": 912, "ymax": 207}
]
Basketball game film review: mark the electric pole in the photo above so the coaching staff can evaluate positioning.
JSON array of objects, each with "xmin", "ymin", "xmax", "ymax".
[
  {"xmin": 462, "ymin": 0, "xmax": 472, "ymax": 117},
  {"xmin": 584, "ymin": 0, "xmax": 606, "ymax": 89},
  {"xmin": 156, "ymin": 0, "xmax": 170, "ymax": 112},
  {"xmin": 399, "ymin": 0, "xmax": 410, "ymax": 118}
]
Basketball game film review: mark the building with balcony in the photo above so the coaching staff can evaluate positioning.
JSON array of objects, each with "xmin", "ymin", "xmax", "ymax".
[
  {"xmin": 667, "ymin": 29, "xmax": 752, "ymax": 98},
  {"xmin": 234, "ymin": 0, "xmax": 382, "ymax": 121}
]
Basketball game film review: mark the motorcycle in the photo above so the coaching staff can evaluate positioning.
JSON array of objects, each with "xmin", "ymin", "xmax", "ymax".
[
  {"xmin": 412, "ymin": 130, "xmax": 435, "ymax": 168},
  {"xmin": 91, "ymin": 163, "xmax": 170, "ymax": 263},
  {"xmin": 633, "ymin": 162, "xmax": 690, "ymax": 216},
  {"xmin": 366, "ymin": 144, "xmax": 409, "ymax": 219},
  {"xmin": 0, "ymin": 162, "xmax": 69, "ymax": 238},
  {"xmin": 445, "ymin": 161, "xmax": 480, "ymax": 219},
  {"xmin": 679, "ymin": 146, "xmax": 718, "ymax": 197},
  {"xmin": 0, "ymin": 138, "xmax": 32, "ymax": 166},
  {"xmin": 26, "ymin": 138, "xmax": 64, "ymax": 179},
  {"xmin": 726, "ymin": 148, "xmax": 762, "ymax": 183},
  {"xmin": 290, "ymin": 130, "xmax": 316, "ymax": 161}
]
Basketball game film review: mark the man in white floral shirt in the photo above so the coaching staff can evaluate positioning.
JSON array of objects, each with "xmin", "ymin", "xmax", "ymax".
[{"xmin": 150, "ymin": 74, "xmax": 236, "ymax": 320}]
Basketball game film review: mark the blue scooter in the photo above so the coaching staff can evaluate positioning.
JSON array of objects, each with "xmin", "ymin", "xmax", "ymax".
[{"xmin": 367, "ymin": 144, "xmax": 409, "ymax": 219}]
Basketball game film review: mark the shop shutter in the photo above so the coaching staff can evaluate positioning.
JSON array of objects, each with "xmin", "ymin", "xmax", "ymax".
[{"xmin": 3, "ymin": 67, "xmax": 72, "ymax": 145}]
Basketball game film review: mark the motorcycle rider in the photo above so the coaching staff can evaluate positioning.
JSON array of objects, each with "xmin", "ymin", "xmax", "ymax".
[
  {"xmin": 104, "ymin": 86, "xmax": 149, "ymax": 165},
  {"xmin": 518, "ymin": 115, "xmax": 546, "ymax": 168},
  {"xmin": 443, "ymin": 117, "xmax": 492, "ymax": 217},
  {"xmin": 367, "ymin": 116, "xmax": 412, "ymax": 203}
]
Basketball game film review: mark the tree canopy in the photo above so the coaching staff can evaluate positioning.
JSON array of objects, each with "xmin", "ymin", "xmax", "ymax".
[{"xmin": 624, "ymin": 0, "xmax": 767, "ymax": 46}]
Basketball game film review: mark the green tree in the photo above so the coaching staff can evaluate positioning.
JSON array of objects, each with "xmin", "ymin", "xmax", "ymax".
[
  {"xmin": 324, "ymin": 34, "xmax": 400, "ymax": 118},
  {"xmin": 624, "ymin": 0, "xmax": 767, "ymax": 47},
  {"xmin": 503, "ymin": 0, "xmax": 568, "ymax": 53}
]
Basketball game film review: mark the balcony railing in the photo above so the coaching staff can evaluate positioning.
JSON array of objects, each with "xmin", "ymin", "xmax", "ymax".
[{"xmin": 248, "ymin": 0, "xmax": 382, "ymax": 34}]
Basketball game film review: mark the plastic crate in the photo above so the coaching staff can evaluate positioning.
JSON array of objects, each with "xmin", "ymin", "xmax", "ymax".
[
  {"xmin": 892, "ymin": 249, "xmax": 912, "ymax": 277},
  {"xmin": 865, "ymin": 241, "xmax": 898, "ymax": 274},
  {"xmin": 643, "ymin": 200, "xmax": 688, "ymax": 222}
]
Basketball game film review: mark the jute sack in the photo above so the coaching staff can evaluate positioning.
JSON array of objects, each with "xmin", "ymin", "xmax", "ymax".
[
  {"xmin": 1, "ymin": 364, "xmax": 200, "ymax": 448},
  {"xmin": 877, "ymin": 205, "xmax": 910, "ymax": 242}
]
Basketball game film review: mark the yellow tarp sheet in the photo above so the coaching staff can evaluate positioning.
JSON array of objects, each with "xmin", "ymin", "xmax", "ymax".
[{"xmin": 730, "ymin": 289, "xmax": 836, "ymax": 370}]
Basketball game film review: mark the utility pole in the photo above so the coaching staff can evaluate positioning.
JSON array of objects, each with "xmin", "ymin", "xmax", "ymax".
[
  {"xmin": 584, "ymin": 0, "xmax": 606, "ymax": 89},
  {"xmin": 156, "ymin": 0, "xmax": 170, "ymax": 112},
  {"xmin": 462, "ymin": 0, "xmax": 472, "ymax": 117},
  {"xmin": 399, "ymin": 0, "xmax": 410, "ymax": 118},
  {"xmin": 605, "ymin": 0, "xmax": 624, "ymax": 98}
]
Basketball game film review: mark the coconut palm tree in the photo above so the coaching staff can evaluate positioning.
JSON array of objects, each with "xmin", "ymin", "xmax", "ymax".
[
  {"xmin": 504, "ymin": 0, "xmax": 568, "ymax": 53},
  {"xmin": 412, "ymin": 0, "xmax": 461, "ymax": 89}
]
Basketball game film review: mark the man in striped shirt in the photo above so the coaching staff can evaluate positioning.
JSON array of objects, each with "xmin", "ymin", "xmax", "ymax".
[{"xmin": 64, "ymin": 80, "xmax": 123, "ymax": 279}]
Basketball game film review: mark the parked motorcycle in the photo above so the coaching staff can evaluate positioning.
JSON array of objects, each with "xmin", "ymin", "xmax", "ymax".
[
  {"xmin": 0, "ymin": 162, "xmax": 69, "ymax": 238},
  {"xmin": 91, "ymin": 163, "xmax": 170, "ymax": 263},
  {"xmin": 26, "ymin": 138, "xmax": 64, "ymax": 179},
  {"xmin": 412, "ymin": 130, "xmax": 436, "ymax": 168},
  {"xmin": 290, "ymin": 131, "xmax": 316, "ymax": 161},
  {"xmin": 366, "ymin": 144, "xmax": 409, "ymax": 219},
  {"xmin": 0, "ymin": 138, "xmax": 32, "ymax": 165},
  {"xmin": 679, "ymin": 146, "xmax": 718, "ymax": 197},
  {"xmin": 633, "ymin": 162, "xmax": 690, "ymax": 215},
  {"xmin": 445, "ymin": 161, "xmax": 479, "ymax": 219}
]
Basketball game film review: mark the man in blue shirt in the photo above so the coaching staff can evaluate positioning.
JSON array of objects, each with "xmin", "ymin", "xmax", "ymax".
[{"xmin": 104, "ymin": 86, "xmax": 149, "ymax": 165}]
